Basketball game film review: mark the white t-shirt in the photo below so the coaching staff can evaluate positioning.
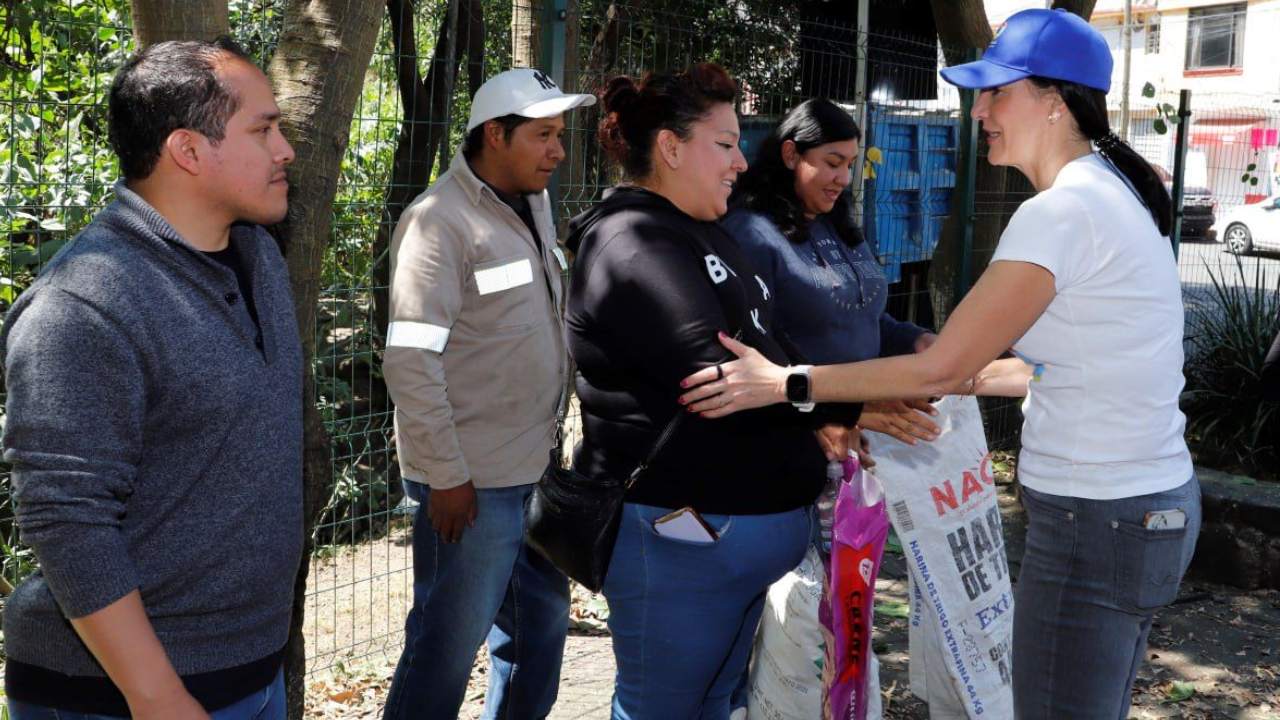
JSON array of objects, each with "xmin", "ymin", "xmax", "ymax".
[{"xmin": 990, "ymin": 152, "xmax": 1192, "ymax": 500}]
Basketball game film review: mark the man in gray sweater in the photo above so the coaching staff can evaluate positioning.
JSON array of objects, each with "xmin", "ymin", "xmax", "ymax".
[{"xmin": 2, "ymin": 38, "xmax": 301, "ymax": 720}]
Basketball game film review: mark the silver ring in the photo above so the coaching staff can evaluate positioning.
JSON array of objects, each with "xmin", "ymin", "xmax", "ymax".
[{"xmin": 715, "ymin": 363, "xmax": 724, "ymax": 381}]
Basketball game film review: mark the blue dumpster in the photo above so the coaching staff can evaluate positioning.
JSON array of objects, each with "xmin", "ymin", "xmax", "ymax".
[
  {"xmin": 738, "ymin": 115, "xmax": 778, "ymax": 167},
  {"xmin": 862, "ymin": 108, "xmax": 959, "ymax": 283}
]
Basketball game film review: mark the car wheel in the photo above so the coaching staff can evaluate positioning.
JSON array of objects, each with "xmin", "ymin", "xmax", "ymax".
[{"xmin": 1224, "ymin": 223, "xmax": 1253, "ymax": 254}]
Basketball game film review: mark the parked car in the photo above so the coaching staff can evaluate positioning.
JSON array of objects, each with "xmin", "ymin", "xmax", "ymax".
[
  {"xmin": 1153, "ymin": 164, "xmax": 1215, "ymax": 240},
  {"xmin": 1210, "ymin": 196, "xmax": 1280, "ymax": 255}
]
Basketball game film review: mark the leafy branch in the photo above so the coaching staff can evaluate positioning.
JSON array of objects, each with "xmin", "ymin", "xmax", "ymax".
[{"xmin": 1142, "ymin": 82, "xmax": 1179, "ymax": 134}]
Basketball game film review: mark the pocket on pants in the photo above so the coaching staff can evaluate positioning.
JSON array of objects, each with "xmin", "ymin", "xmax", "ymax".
[
  {"xmin": 1022, "ymin": 487, "xmax": 1078, "ymax": 545},
  {"xmin": 1112, "ymin": 520, "xmax": 1188, "ymax": 612},
  {"xmin": 636, "ymin": 505, "xmax": 734, "ymax": 548}
]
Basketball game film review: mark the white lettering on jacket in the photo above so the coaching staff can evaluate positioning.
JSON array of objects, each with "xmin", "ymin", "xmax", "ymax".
[
  {"xmin": 755, "ymin": 274, "xmax": 770, "ymax": 301},
  {"xmin": 704, "ymin": 254, "xmax": 736, "ymax": 284},
  {"xmin": 750, "ymin": 308, "xmax": 765, "ymax": 334}
]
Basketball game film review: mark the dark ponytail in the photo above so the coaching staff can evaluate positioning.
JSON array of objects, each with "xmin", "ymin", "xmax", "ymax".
[
  {"xmin": 1030, "ymin": 77, "xmax": 1172, "ymax": 236},
  {"xmin": 598, "ymin": 63, "xmax": 738, "ymax": 180}
]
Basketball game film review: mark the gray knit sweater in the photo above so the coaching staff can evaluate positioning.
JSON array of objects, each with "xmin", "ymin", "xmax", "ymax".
[{"xmin": 1, "ymin": 183, "xmax": 304, "ymax": 677}]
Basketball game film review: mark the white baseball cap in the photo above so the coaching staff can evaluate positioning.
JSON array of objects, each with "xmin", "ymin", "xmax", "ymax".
[{"xmin": 466, "ymin": 68, "xmax": 596, "ymax": 131}]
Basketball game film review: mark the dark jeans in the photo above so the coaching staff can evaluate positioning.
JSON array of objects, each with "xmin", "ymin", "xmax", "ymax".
[
  {"xmin": 1013, "ymin": 476, "xmax": 1201, "ymax": 719},
  {"xmin": 381, "ymin": 482, "xmax": 570, "ymax": 720}
]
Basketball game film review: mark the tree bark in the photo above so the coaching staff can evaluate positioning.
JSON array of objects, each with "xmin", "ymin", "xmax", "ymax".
[
  {"xmin": 264, "ymin": 2, "xmax": 383, "ymax": 717},
  {"xmin": 926, "ymin": 0, "xmax": 999, "ymax": 323},
  {"xmin": 129, "ymin": 0, "xmax": 228, "ymax": 47},
  {"xmin": 1052, "ymin": 0, "xmax": 1098, "ymax": 18},
  {"xmin": 371, "ymin": 0, "xmax": 485, "ymax": 340},
  {"xmin": 930, "ymin": 0, "xmax": 992, "ymax": 66},
  {"xmin": 512, "ymin": 0, "xmax": 540, "ymax": 67}
]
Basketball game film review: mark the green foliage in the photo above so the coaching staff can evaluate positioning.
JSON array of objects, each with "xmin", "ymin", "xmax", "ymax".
[
  {"xmin": 229, "ymin": 0, "xmax": 283, "ymax": 63},
  {"xmin": 0, "ymin": 0, "xmax": 130, "ymax": 306},
  {"xmin": 1142, "ymin": 82, "xmax": 1180, "ymax": 135},
  {"xmin": 576, "ymin": 0, "xmax": 804, "ymax": 106},
  {"xmin": 1163, "ymin": 680, "xmax": 1196, "ymax": 704},
  {"xmin": 1183, "ymin": 257, "xmax": 1280, "ymax": 482},
  {"xmin": 1241, "ymin": 154, "xmax": 1261, "ymax": 188},
  {"xmin": 875, "ymin": 600, "xmax": 910, "ymax": 619}
]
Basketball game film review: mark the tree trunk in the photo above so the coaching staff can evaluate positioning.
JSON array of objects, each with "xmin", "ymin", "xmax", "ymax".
[
  {"xmin": 926, "ymin": 0, "xmax": 1095, "ymax": 323},
  {"xmin": 1052, "ymin": 0, "xmax": 1098, "ymax": 18},
  {"xmin": 129, "ymin": 0, "xmax": 228, "ymax": 47},
  {"xmin": 926, "ymin": 0, "xmax": 998, "ymax": 323},
  {"xmin": 265, "ymin": 2, "xmax": 383, "ymax": 717},
  {"xmin": 512, "ymin": 0, "xmax": 540, "ymax": 67},
  {"xmin": 930, "ymin": 0, "xmax": 992, "ymax": 66},
  {"xmin": 371, "ymin": 0, "xmax": 485, "ymax": 341}
]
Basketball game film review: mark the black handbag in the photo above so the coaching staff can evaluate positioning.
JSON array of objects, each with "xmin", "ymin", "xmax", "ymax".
[{"xmin": 524, "ymin": 368, "xmax": 684, "ymax": 593}]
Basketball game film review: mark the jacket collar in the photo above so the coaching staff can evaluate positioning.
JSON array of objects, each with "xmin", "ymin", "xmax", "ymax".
[
  {"xmin": 450, "ymin": 152, "xmax": 489, "ymax": 207},
  {"xmin": 448, "ymin": 153, "xmax": 551, "ymax": 218}
]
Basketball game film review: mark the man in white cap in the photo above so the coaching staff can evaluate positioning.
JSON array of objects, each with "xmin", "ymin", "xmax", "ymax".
[{"xmin": 380, "ymin": 68, "xmax": 594, "ymax": 720}]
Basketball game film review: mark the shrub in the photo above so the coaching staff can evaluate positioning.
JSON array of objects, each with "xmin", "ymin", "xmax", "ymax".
[{"xmin": 1182, "ymin": 256, "xmax": 1280, "ymax": 481}]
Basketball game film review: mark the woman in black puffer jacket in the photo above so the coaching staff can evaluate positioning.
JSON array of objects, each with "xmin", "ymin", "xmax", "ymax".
[{"xmin": 564, "ymin": 63, "xmax": 858, "ymax": 719}]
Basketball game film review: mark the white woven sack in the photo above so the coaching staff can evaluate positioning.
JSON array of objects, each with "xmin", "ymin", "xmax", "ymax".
[{"xmin": 866, "ymin": 395, "xmax": 1014, "ymax": 720}]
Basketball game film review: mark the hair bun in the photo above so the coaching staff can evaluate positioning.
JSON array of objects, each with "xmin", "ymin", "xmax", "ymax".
[
  {"xmin": 597, "ymin": 64, "xmax": 737, "ymax": 180},
  {"xmin": 602, "ymin": 75, "xmax": 640, "ymax": 115},
  {"xmin": 599, "ymin": 76, "xmax": 641, "ymax": 168}
]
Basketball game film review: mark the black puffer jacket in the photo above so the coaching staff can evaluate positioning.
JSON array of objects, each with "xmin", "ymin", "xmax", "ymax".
[{"xmin": 566, "ymin": 186, "xmax": 857, "ymax": 514}]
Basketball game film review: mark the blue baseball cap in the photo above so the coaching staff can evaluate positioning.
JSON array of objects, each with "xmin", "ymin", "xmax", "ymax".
[{"xmin": 940, "ymin": 9, "xmax": 1113, "ymax": 92}]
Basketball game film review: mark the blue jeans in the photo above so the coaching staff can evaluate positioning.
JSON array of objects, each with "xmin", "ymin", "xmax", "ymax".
[
  {"xmin": 1013, "ymin": 476, "xmax": 1201, "ymax": 719},
  {"xmin": 382, "ymin": 482, "xmax": 570, "ymax": 720},
  {"xmin": 603, "ymin": 502, "xmax": 811, "ymax": 720},
  {"xmin": 729, "ymin": 512, "xmax": 828, "ymax": 714},
  {"xmin": 7, "ymin": 668, "xmax": 285, "ymax": 720}
]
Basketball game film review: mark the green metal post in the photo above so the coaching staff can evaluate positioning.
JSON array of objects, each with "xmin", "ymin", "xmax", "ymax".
[
  {"xmin": 540, "ymin": 0, "xmax": 569, "ymax": 210},
  {"xmin": 955, "ymin": 48, "xmax": 981, "ymax": 306},
  {"xmin": 1169, "ymin": 89, "xmax": 1192, "ymax": 259}
]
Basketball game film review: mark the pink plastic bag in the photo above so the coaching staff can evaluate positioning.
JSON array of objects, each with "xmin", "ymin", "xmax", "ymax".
[{"xmin": 821, "ymin": 455, "xmax": 890, "ymax": 720}]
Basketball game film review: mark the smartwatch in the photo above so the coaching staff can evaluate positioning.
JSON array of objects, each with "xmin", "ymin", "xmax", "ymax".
[{"xmin": 785, "ymin": 365, "xmax": 815, "ymax": 412}]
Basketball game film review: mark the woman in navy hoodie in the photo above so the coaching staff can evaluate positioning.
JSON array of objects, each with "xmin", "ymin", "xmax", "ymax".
[
  {"xmin": 723, "ymin": 99, "xmax": 940, "ymax": 459},
  {"xmin": 565, "ymin": 64, "xmax": 856, "ymax": 719}
]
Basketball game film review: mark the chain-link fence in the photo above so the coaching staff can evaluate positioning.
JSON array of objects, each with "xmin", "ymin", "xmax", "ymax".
[{"xmin": 4, "ymin": 0, "xmax": 1277, "ymax": 679}]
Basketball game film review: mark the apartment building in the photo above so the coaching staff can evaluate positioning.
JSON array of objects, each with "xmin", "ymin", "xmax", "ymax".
[{"xmin": 989, "ymin": 0, "xmax": 1280, "ymax": 204}]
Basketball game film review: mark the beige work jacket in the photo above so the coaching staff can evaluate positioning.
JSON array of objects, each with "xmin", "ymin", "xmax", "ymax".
[{"xmin": 383, "ymin": 153, "xmax": 567, "ymax": 490}]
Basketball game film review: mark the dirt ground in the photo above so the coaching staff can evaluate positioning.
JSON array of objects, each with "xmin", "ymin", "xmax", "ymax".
[{"xmin": 302, "ymin": 488, "xmax": 1280, "ymax": 719}]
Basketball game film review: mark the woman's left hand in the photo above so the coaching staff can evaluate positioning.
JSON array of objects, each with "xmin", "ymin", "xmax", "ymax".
[{"xmin": 679, "ymin": 332, "xmax": 789, "ymax": 417}]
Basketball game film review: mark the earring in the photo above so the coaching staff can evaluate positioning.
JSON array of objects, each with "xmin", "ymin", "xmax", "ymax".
[{"xmin": 1049, "ymin": 113, "xmax": 1060, "ymax": 123}]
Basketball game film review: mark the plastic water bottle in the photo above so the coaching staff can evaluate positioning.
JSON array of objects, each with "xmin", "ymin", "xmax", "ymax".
[{"xmin": 816, "ymin": 460, "xmax": 844, "ymax": 552}]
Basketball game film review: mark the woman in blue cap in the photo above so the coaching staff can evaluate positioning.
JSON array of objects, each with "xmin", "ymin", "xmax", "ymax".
[{"xmin": 674, "ymin": 9, "xmax": 1201, "ymax": 718}]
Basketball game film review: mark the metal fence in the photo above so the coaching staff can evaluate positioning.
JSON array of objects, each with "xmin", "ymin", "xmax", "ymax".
[
  {"xmin": 3, "ymin": 0, "xmax": 1276, "ymax": 678},
  {"xmin": 1148, "ymin": 91, "xmax": 1280, "ymax": 333}
]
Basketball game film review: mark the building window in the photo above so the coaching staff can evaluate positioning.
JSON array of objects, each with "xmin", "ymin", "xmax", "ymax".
[
  {"xmin": 1145, "ymin": 15, "xmax": 1160, "ymax": 55},
  {"xmin": 1185, "ymin": 3, "xmax": 1246, "ymax": 70}
]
